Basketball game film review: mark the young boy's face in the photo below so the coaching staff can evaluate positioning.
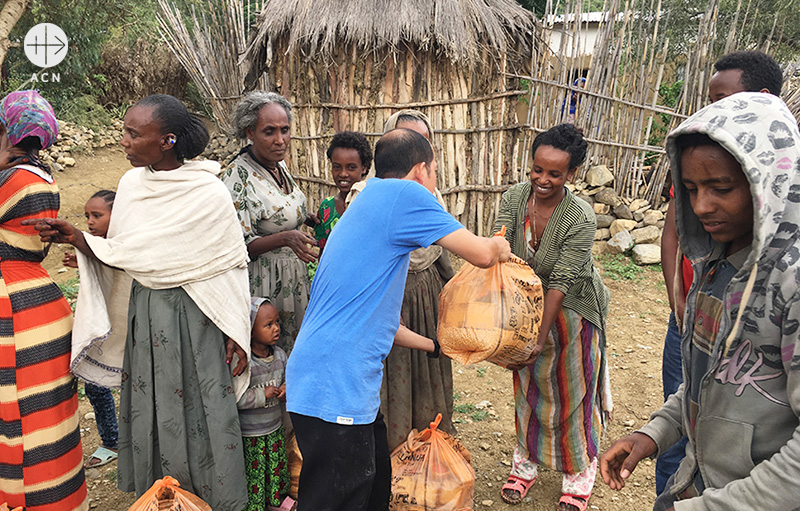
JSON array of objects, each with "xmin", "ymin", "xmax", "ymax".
[
  {"xmin": 681, "ymin": 144, "xmax": 753, "ymax": 255},
  {"xmin": 252, "ymin": 303, "xmax": 281, "ymax": 348}
]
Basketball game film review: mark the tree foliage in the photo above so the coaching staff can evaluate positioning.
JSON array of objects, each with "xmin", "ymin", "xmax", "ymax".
[
  {"xmin": 516, "ymin": 0, "xmax": 800, "ymax": 61},
  {"xmin": 2, "ymin": 0, "xmax": 162, "ymax": 115},
  {"xmin": 659, "ymin": 0, "xmax": 800, "ymax": 62}
]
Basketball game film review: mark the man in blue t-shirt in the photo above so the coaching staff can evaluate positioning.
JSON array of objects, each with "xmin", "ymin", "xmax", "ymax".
[{"xmin": 286, "ymin": 128, "xmax": 511, "ymax": 511}]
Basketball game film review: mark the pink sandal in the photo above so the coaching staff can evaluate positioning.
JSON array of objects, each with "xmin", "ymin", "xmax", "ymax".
[
  {"xmin": 558, "ymin": 493, "xmax": 590, "ymax": 511},
  {"xmin": 500, "ymin": 474, "xmax": 536, "ymax": 505},
  {"xmin": 267, "ymin": 496, "xmax": 297, "ymax": 511}
]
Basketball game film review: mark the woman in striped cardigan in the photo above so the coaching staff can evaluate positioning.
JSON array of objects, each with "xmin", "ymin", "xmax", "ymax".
[{"xmin": 495, "ymin": 124, "xmax": 610, "ymax": 511}]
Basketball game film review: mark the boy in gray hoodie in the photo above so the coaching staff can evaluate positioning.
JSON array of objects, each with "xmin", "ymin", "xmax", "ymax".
[{"xmin": 600, "ymin": 92, "xmax": 800, "ymax": 511}]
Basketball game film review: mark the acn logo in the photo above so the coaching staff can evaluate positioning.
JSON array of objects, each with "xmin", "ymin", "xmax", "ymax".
[{"xmin": 24, "ymin": 23, "xmax": 68, "ymax": 69}]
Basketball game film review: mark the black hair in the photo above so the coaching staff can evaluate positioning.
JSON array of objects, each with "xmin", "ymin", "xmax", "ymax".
[
  {"xmin": 326, "ymin": 131, "xmax": 373, "ymax": 176},
  {"xmin": 14, "ymin": 136, "xmax": 48, "ymax": 173},
  {"xmin": 531, "ymin": 124, "xmax": 588, "ymax": 170},
  {"xmin": 90, "ymin": 189, "xmax": 116, "ymax": 208},
  {"xmin": 713, "ymin": 51, "xmax": 783, "ymax": 97},
  {"xmin": 675, "ymin": 133, "xmax": 722, "ymax": 151},
  {"xmin": 134, "ymin": 94, "xmax": 209, "ymax": 160},
  {"xmin": 374, "ymin": 129, "xmax": 433, "ymax": 179}
]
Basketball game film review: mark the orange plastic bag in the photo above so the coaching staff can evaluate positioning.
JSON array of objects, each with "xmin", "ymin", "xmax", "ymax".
[
  {"xmin": 437, "ymin": 232, "xmax": 544, "ymax": 368},
  {"xmin": 286, "ymin": 431, "xmax": 303, "ymax": 500},
  {"xmin": 0, "ymin": 503, "xmax": 23, "ymax": 511},
  {"xmin": 127, "ymin": 476, "xmax": 212, "ymax": 511},
  {"xmin": 388, "ymin": 414, "xmax": 475, "ymax": 511}
]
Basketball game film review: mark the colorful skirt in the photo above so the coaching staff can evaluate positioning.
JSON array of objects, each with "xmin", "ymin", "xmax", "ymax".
[
  {"xmin": 0, "ymin": 260, "xmax": 88, "ymax": 511},
  {"xmin": 243, "ymin": 427, "xmax": 291, "ymax": 509},
  {"xmin": 513, "ymin": 307, "xmax": 604, "ymax": 475}
]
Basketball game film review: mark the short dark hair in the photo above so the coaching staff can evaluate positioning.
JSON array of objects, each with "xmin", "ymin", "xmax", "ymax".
[
  {"xmin": 134, "ymin": 94, "xmax": 209, "ymax": 161},
  {"xmin": 531, "ymin": 124, "xmax": 588, "ymax": 169},
  {"xmin": 326, "ymin": 131, "xmax": 373, "ymax": 176},
  {"xmin": 675, "ymin": 133, "xmax": 723, "ymax": 151},
  {"xmin": 714, "ymin": 51, "xmax": 783, "ymax": 97},
  {"xmin": 90, "ymin": 189, "xmax": 116, "ymax": 207},
  {"xmin": 374, "ymin": 129, "xmax": 433, "ymax": 179}
]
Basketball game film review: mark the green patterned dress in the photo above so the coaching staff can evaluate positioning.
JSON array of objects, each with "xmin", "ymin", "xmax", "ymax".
[
  {"xmin": 312, "ymin": 196, "xmax": 341, "ymax": 250},
  {"xmin": 223, "ymin": 150, "xmax": 310, "ymax": 353}
]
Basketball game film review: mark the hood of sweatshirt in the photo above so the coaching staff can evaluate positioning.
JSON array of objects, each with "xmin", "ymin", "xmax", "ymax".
[{"xmin": 667, "ymin": 92, "xmax": 800, "ymax": 269}]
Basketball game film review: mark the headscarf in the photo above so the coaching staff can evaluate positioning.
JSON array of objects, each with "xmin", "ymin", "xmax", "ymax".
[
  {"xmin": 383, "ymin": 109, "xmax": 434, "ymax": 138},
  {"xmin": 0, "ymin": 90, "xmax": 58, "ymax": 149}
]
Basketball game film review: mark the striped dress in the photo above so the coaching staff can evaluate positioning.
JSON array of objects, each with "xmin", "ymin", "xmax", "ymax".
[
  {"xmin": 0, "ymin": 166, "xmax": 87, "ymax": 511},
  {"xmin": 494, "ymin": 182, "xmax": 609, "ymax": 475}
]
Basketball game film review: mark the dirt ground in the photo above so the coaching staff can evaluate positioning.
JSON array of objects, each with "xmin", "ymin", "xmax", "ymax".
[{"xmin": 43, "ymin": 146, "xmax": 670, "ymax": 511}]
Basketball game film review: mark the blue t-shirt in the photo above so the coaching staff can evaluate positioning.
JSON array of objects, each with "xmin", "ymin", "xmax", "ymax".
[{"xmin": 286, "ymin": 178, "xmax": 463, "ymax": 425}]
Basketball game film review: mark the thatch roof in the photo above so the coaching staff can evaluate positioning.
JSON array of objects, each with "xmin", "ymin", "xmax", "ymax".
[{"xmin": 243, "ymin": 0, "xmax": 536, "ymax": 65}]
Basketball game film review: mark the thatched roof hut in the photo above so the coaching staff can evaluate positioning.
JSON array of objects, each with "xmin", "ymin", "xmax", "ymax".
[{"xmin": 243, "ymin": 0, "xmax": 536, "ymax": 234}]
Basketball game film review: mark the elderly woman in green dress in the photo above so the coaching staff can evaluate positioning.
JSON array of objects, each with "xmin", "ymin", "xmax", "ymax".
[{"xmin": 223, "ymin": 92, "xmax": 317, "ymax": 353}]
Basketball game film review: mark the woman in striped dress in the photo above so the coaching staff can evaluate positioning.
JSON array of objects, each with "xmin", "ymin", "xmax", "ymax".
[
  {"xmin": 0, "ymin": 91, "xmax": 88, "ymax": 510},
  {"xmin": 494, "ymin": 124, "xmax": 610, "ymax": 511}
]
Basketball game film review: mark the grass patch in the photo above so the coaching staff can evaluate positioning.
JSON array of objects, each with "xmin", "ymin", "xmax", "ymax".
[
  {"xmin": 470, "ymin": 410, "xmax": 489, "ymax": 421},
  {"xmin": 453, "ymin": 392, "xmax": 461, "ymax": 402},
  {"xmin": 599, "ymin": 254, "xmax": 644, "ymax": 281},
  {"xmin": 453, "ymin": 403, "xmax": 476, "ymax": 414},
  {"xmin": 58, "ymin": 277, "xmax": 80, "ymax": 311},
  {"xmin": 476, "ymin": 367, "xmax": 487, "ymax": 377}
]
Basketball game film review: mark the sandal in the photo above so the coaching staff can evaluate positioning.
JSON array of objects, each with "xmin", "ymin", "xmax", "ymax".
[
  {"xmin": 500, "ymin": 474, "xmax": 536, "ymax": 505},
  {"xmin": 84, "ymin": 446, "xmax": 118, "ymax": 469},
  {"xmin": 557, "ymin": 493, "xmax": 590, "ymax": 511}
]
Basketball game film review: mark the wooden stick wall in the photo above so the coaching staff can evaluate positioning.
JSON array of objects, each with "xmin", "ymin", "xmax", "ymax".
[{"xmin": 268, "ymin": 41, "xmax": 530, "ymax": 235}]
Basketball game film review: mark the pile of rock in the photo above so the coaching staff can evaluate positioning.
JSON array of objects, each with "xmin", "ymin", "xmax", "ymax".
[
  {"xmin": 569, "ymin": 164, "xmax": 668, "ymax": 266},
  {"xmin": 201, "ymin": 132, "xmax": 241, "ymax": 166},
  {"xmin": 40, "ymin": 119, "xmax": 124, "ymax": 172}
]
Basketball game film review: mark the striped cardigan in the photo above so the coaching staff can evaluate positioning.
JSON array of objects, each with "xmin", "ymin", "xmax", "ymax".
[{"xmin": 493, "ymin": 181, "xmax": 609, "ymax": 329}]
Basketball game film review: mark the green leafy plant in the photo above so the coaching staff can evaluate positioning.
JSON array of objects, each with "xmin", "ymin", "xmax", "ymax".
[
  {"xmin": 453, "ymin": 403, "xmax": 476, "ymax": 414},
  {"xmin": 307, "ymin": 261, "xmax": 318, "ymax": 282},
  {"xmin": 58, "ymin": 277, "xmax": 80, "ymax": 310},
  {"xmin": 470, "ymin": 410, "xmax": 489, "ymax": 422},
  {"xmin": 476, "ymin": 367, "xmax": 487, "ymax": 377}
]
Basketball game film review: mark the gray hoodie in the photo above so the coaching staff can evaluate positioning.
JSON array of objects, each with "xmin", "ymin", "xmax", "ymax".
[{"xmin": 639, "ymin": 92, "xmax": 800, "ymax": 511}]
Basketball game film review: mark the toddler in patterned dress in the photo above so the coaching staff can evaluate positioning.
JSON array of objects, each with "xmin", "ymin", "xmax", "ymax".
[{"xmin": 238, "ymin": 297, "xmax": 294, "ymax": 511}]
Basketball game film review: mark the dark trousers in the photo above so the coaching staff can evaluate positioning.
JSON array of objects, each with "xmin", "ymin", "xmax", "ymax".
[
  {"xmin": 85, "ymin": 381, "xmax": 119, "ymax": 450},
  {"xmin": 655, "ymin": 313, "xmax": 688, "ymax": 494},
  {"xmin": 290, "ymin": 411, "xmax": 391, "ymax": 511}
]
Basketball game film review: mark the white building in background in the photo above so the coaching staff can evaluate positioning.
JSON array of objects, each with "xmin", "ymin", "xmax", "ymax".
[{"xmin": 545, "ymin": 12, "xmax": 606, "ymax": 58}]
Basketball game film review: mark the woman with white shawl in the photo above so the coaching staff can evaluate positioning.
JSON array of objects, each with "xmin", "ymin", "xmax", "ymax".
[{"xmin": 26, "ymin": 95, "xmax": 251, "ymax": 511}]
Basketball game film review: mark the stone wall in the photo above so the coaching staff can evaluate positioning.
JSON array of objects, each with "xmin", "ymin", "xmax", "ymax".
[
  {"xmin": 40, "ymin": 120, "xmax": 124, "ymax": 172},
  {"xmin": 575, "ymin": 164, "xmax": 667, "ymax": 265}
]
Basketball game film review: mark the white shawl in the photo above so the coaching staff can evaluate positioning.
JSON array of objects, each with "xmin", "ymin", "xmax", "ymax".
[{"xmin": 71, "ymin": 160, "xmax": 252, "ymax": 399}]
